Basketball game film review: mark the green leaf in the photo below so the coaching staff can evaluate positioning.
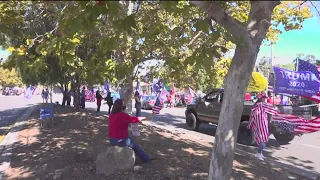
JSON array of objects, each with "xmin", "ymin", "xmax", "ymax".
[
  {"xmin": 194, "ymin": 19, "xmax": 209, "ymax": 33},
  {"xmin": 72, "ymin": 38, "xmax": 80, "ymax": 43}
]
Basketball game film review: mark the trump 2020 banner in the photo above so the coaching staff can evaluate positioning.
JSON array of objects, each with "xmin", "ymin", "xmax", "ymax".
[{"xmin": 273, "ymin": 67, "xmax": 320, "ymax": 97}]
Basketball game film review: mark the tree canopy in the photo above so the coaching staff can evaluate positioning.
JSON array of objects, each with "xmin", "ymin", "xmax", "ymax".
[
  {"xmin": 0, "ymin": 1, "xmax": 316, "ymax": 178},
  {"xmin": 0, "ymin": 67, "xmax": 23, "ymax": 87}
]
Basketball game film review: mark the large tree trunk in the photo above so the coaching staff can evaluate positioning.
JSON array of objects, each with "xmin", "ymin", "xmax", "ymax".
[
  {"xmin": 74, "ymin": 73, "xmax": 80, "ymax": 111},
  {"xmin": 189, "ymin": 1, "xmax": 280, "ymax": 179},
  {"xmin": 208, "ymin": 45, "xmax": 258, "ymax": 179},
  {"xmin": 123, "ymin": 74, "xmax": 134, "ymax": 115}
]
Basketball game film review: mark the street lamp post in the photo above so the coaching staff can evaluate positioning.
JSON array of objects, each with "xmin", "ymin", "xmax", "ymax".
[{"xmin": 266, "ymin": 43, "xmax": 273, "ymax": 94}]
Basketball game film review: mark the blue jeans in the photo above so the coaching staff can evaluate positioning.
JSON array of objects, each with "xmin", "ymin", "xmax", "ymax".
[
  {"xmin": 80, "ymin": 97, "xmax": 85, "ymax": 108},
  {"xmin": 109, "ymin": 137, "xmax": 150, "ymax": 163},
  {"xmin": 257, "ymin": 142, "xmax": 266, "ymax": 153}
]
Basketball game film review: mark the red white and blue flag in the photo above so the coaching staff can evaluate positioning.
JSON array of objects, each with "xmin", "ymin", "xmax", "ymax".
[
  {"xmin": 152, "ymin": 96, "xmax": 163, "ymax": 115},
  {"xmin": 248, "ymin": 102, "xmax": 278, "ymax": 144},
  {"xmin": 273, "ymin": 114, "xmax": 320, "ymax": 134},
  {"xmin": 188, "ymin": 87, "xmax": 195, "ymax": 104},
  {"xmin": 298, "ymin": 59, "xmax": 320, "ymax": 103},
  {"xmin": 171, "ymin": 84, "xmax": 175, "ymax": 95},
  {"xmin": 160, "ymin": 87, "xmax": 169, "ymax": 102},
  {"xmin": 298, "ymin": 59, "xmax": 320, "ymax": 79}
]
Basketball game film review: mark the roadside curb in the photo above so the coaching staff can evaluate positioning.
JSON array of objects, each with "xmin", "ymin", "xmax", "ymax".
[
  {"xmin": 143, "ymin": 121, "xmax": 319, "ymax": 180},
  {"xmin": 0, "ymin": 105, "xmax": 37, "ymax": 177}
]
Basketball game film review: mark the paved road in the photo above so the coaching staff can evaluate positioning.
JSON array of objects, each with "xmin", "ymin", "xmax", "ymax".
[
  {"xmin": 0, "ymin": 95, "xmax": 42, "ymax": 142},
  {"xmin": 3, "ymin": 94, "xmax": 319, "ymax": 175}
]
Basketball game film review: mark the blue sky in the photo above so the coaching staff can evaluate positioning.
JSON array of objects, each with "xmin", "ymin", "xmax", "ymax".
[
  {"xmin": 257, "ymin": 15, "xmax": 320, "ymax": 65},
  {"xmin": 0, "ymin": 48, "xmax": 10, "ymax": 59}
]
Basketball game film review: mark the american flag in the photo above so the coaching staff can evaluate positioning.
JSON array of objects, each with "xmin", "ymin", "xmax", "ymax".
[
  {"xmin": 298, "ymin": 59, "xmax": 320, "ymax": 79},
  {"xmin": 272, "ymin": 114, "xmax": 320, "ymax": 134},
  {"xmin": 297, "ymin": 59, "xmax": 320, "ymax": 102},
  {"xmin": 152, "ymin": 96, "xmax": 163, "ymax": 115},
  {"xmin": 248, "ymin": 102, "xmax": 278, "ymax": 144},
  {"xmin": 188, "ymin": 87, "xmax": 195, "ymax": 104}
]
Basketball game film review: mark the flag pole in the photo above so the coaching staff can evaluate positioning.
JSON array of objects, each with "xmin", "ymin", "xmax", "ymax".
[
  {"xmin": 295, "ymin": 57, "xmax": 299, "ymax": 71},
  {"xmin": 293, "ymin": 57, "xmax": 299, "ymax": 101}
]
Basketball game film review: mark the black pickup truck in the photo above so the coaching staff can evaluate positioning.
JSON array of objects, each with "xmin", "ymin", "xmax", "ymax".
[{"xmin": 185, "ymin": 88, "xmax": 312, "ymax": 145}]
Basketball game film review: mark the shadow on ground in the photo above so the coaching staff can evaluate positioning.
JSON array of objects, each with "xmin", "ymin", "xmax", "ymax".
[
  {"xmin": 139, "ymin": 108, "xmax": 317, "ymax": 176},
  {"xmin": 0, "ymin": 107, "xmax": 33, "ymax": 142},
  {"xmin": 0, "ymin": 106, "xmax": 314, "ymax": 180}
]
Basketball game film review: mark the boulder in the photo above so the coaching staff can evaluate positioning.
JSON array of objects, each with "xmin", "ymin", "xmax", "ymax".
[{"xmin": 96, "ymin": 146, "xmax": 136, "ymax": 177}]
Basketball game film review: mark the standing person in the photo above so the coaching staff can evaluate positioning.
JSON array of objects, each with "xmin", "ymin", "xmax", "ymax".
[
  {"xmin": 90, "ymin": 87, "xmax": 95, "ymax": 102},
  {"xmin": 108, "ymin": 99, "xmax": 153, "ymax": 163},
  {"xmin": 45, "ymin": 88, "xmax": 49, "ymax": 103},
  {"xmin": 96, "ymin": 90, "xmax": 102, "ymax": 112},
  {"xmin": 62, "ymin": 87, "xmax": 68, "ymax": 107},
  {"xmin": 248, "ymin": 93, "xmax": 278, "ymax": 160},
  {"xmin": 134, "ymin": 91, "xmax": 141, "ymax": 117},
  {"xmin": 171, "ymin": 94, "xmax": 175, "ymax": 107},
  {"xmin": 181, "ymin": 94, "xmax": 185, "ymax": 105},
  {"xmin": 67, "ymin": 90, "xmax": 71, "ymax": 106},
  {"xmin": 80, "ymin": 87, "xmax": 86, "ymax": 109},
  {"xmin": 166, "ymin": 95, "xmax": 172, "ymax": 108},
  {"xmin": 119, "ymin": 84, "xmax": 125, "ymax": 99},
  {"xmin": 267, "ymin": 91, "xmax": 274, "ymax": 105},
  {"xmin": 41, "ymin": 89, "xmax": 46, "ymax": 103},
  {"xmin": 106, "ymin": 92, "xmax": 113, "ymax": 114}
]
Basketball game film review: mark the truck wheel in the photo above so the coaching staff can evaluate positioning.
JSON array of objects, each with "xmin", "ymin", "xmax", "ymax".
[
  {"xmin": 186, "ymin": 113, "xmax": 200, "ymax": 132},
  {"xmin": 273, "ymin": 132, "xmax": 295, "ymax": 145},
  {"xmin": 237, "ymin": 121, "xmax": 255, "ymax": 146}
]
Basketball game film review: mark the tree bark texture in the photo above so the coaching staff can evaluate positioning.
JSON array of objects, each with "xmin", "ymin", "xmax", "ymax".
[
  {"xmin": 123, "ymin": 74, "xmax": 134, "ymax": 115},
  {"xmin": 74, "ymin": 73, "xmax": 80, "ymax": 112},
  {"xmin": 190, "ymin": 1, "xmax": 280, "ymax": 180}
]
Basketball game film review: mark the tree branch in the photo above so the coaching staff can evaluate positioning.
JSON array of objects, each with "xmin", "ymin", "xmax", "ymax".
[
  {"xmin": 190, "ymin": 1, "xmax": 248, "ymax": 43},
  {"xmin": 187, "ymin": 30, "xmax": 203, "ymax": 46},
  {"xmin": 247, "ymin": 1, "xmax": 280, "ymax": 44},
  {"xmin": 309, "ymin": 1, "xmax": 320, "ymax": 17},
  {"xmin": 133, "ymin": 65, "xmax": 139, "ymax": 80}
]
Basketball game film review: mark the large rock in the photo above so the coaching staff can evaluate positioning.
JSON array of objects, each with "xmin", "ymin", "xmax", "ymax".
[{"xmin": 96, "ymin": 146, "xmax": 136, "ymax": 176}]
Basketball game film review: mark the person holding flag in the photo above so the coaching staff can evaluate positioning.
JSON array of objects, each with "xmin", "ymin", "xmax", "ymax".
[
  {"xmin": 248, "ymin": 92, "xmax": 278, "ymax": 161},
  {"xmin": 96, "ymin": 90, "xmax": 103, "ymax": 112}
]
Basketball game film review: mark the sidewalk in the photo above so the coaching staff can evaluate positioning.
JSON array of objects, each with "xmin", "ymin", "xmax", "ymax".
[{"xmin": 2, "ymin": 105, "xmax": 311, "ymax": 180}]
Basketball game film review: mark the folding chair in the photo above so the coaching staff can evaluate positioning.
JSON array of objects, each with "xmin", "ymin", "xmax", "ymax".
[{"xmin": 40, "ymin": 103, "xmax": 54, "ymax": 127}]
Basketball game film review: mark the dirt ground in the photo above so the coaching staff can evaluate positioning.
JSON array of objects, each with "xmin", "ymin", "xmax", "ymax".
[{"xmin": 4, "ymin": 105, "xmax": 309, "ymax": 180}]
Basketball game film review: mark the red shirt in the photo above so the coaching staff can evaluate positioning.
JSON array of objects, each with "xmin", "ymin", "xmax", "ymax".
[{"xmin": 108, "ymin": 112, "xmax": 139, "ymax": 139}]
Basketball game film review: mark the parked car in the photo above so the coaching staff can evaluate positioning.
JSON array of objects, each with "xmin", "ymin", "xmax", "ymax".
[
  {"xmin": 103, "ymin": 91, "xmax": 120, "ymax": 102},
  {"xmin": 141, "ymin": 95, "xmax": 157, "ymax": 110},
  {"xmin": 185, "ymin": 88, "xmax": 311, "ymax": 146},
  {"xmin": 111, "ymin": 91, "xmax": 120, "ymax": 100}
]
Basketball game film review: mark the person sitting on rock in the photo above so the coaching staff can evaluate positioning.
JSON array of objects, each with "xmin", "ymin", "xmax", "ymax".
[{"xmin": 108, "ymin": 99, "xmax": 153, "ymax": 163}]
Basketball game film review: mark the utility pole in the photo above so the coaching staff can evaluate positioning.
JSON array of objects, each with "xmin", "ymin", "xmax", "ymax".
[{"xmin": 266, "ymin": 43, "xmax": 273, "ymax": 94}]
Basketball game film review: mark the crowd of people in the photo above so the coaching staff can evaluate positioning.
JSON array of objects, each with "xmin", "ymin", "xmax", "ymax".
[{"xmin": 245, "ymin": 91, "xmax": 294, "ymax": 105}]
